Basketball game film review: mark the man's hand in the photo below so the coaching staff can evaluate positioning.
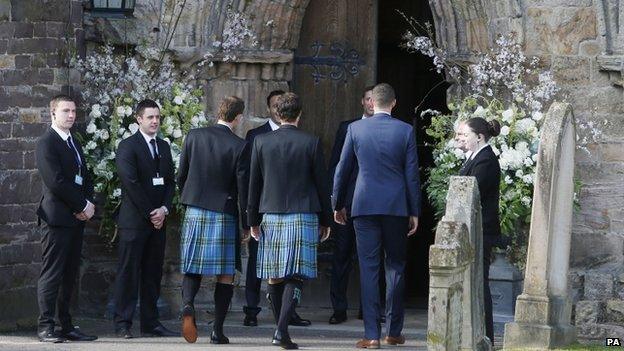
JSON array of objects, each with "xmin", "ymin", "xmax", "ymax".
[
  {"xmin": 85, "ymin": 201, "xmax": 95, "ymax": 219},
  {"xmin": 74, "ymin": 212, "xmax": 88, "ymax": 221},
  {"xmin": 334, "ymin": 208, "xmax": 347, "ymax": 225},
  {"xmin": 319, "ymin": 226, "xmax": 331, "ymax": 242},
  {"xmin": 150, "ymin": 207, "xmax": 167, "ymax": 229},
  {"xmin": 241, "ymin": 228, "xmax": 251, "ymax": 244},
  {"xmin": 250, "ymin": 226, "xmax": 261, "ymax": 241},
  {"xmin": 407, "ymin": 216, "xmax": 418, "ymax": 236}
]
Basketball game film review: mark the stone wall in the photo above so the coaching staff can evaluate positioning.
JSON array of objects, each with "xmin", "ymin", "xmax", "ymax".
[
  {"xmin": 429, "ymin": 0, "xmax": 624, "ymax": 342},
  {"xmin": 0, "ymin": 0, "xmax": 83, "ymax": 330}
]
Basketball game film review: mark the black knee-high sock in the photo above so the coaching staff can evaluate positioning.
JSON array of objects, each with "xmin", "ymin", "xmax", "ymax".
[
  {"xmin": 213, "ymin": 282, "xmax": 233, "ymax": 335},
  {"xmin": 277, "ymin": 279, "xmax": 303, "ymax": 333},
  {"xmin": 267, "ymin": 282, "xmax": 285, "ymax": 325},
  {"xmin": 182, "ymin": 274, "xmax": 202, "ymax": 306}
]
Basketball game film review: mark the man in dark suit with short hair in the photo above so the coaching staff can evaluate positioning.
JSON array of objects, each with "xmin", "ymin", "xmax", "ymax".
[
  {"xmin": 243, "ymin": 90, "xmax": 311, "ymax": 328},
  {"xmin": 333, "ymin": 83, "xmax": 421, "ymax": 349},
  {"xmin": 328, "ymin": 85, "xmax": 379, "ymax": 325},
  {"xmin": 35, "ymin": 94, "xmax": 98, "ymax": 343},
  {"xmin": 112, "ymin": 99, "xmax": 177, "ymax": 338}
]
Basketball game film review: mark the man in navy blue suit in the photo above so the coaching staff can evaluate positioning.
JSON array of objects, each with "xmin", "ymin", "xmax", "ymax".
[{"xmin": 333, "ymin": 83, "xmax": 421, "ymax": 349}]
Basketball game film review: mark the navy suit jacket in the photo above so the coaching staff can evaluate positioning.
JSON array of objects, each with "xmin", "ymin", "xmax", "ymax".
[
  {"xmin": 328, "ymin": 118, "xmax": 359, "ymax": 212},
  {"xmin": 245, "ymin": 121, "xmax": 272, "ymax": 144},
  {"xmin": 332, "ymin": 113, "xmax": 421, "ymax": 217}
]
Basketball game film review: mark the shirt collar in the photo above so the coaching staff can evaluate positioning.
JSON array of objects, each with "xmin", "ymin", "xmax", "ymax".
[
  {"xmin": 470, "ymin": 143, "xmax": 490, "ymax": 160},
  {"xmin": 139, "ymin": 129, "xmax": 157, "ymax": 144},
  {"xmin": 51, "ymin": 125, "xmax": 71, "ymax": 141},
  {"xmin": 361, "ymin": 114, "xmax": 370, "ymax": 120},
  {"xmin": 373, "ymin": 109, "xmax": 392, "ymax": 116},
  {"xmin": 217, "ymin": 120, "xmax": 233, "ymax": 131},
  {"xmin": 268, "ymin": 119, "xmax": 280, "ymax": 131}
]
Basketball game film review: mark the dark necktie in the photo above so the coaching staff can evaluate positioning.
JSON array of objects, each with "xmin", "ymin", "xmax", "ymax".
[
  {"xmin": 149, "ymin": 139, "xmax": 161, "ymax": 174},
  {"xmin": 66, "ymin": 135, "xmax": 82, "ymax": 168}
]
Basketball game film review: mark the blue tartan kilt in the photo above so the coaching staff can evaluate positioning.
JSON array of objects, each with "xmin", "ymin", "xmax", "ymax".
[
  {"xmin": 180, "ymin": 207, "xmax": 236, "ymax": 275},
  {"xmin": 257, "ymin": 213, "xmax": 319, "ymax": 280}
]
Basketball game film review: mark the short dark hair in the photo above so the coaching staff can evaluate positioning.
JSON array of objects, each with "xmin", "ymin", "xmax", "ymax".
[
  {"xmin": 266, "ymin": 90, "xmax": 285, "ymax": 107},
  {"xmin": 466, "ymin": 117, "xmax": 501, "ymax": 141},
  {"xmin": 136, "ymin": 99, "xmax": 160, "ymax": 117},
  {"xmin": 372, "ymin": 83, "xmax": 396, "ymax": 108},
  {"xmin": 50, "ymin": 94, "xmax": 75, "ymax": 111},
  {"xmin": 362, "ymin": 85, "xmax": 375, "ymax": 98},
  {"xmin": 217, "ymin": 96, "xmax": 245, "ymax": 122},
  {"xmin": 276, "ymin": 93, "xmax": 302, "ymax": 122}
]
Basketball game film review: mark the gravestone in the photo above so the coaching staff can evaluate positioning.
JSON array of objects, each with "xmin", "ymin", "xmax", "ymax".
[
  {"xmin": 428, "ymin": 177, "xmax": 492, "ymax": 351},
  {"xmin": 503, "ymin": 102, "xmax": 577, "ymax": 349}
]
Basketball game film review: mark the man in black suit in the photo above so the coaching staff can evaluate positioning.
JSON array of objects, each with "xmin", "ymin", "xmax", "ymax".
[
  {"xmin": 177, "ymin": 96, "xmax": 250, "ymax": 344},
  {"xmin": 35, "ymin": 94, "xmax": 98, "ymax": 343},
  {"xmin": 243, "ymin": 90, "xmax": 311, "ymax": 328},
  {"xmin": 328, "ymin": 85, "xmax": 383, "ymax": 325},
  {"xmin": 112, "ymin": 99, "xmax": 177, "ymax": 338}
]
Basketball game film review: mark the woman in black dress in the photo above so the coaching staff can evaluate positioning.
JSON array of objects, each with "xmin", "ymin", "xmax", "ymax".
[{"xmin": 456, "ymin": 117, "xmax": 501, "ymax": 343}]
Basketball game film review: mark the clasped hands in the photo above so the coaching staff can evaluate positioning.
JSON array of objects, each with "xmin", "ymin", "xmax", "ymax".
[
  {"xmin": 74, "ymin": 201, "xmax": 95, "ymax": 221},
  {"xmin": 150, "ymin": 206, "xmax": 167, "ymax": 229}
]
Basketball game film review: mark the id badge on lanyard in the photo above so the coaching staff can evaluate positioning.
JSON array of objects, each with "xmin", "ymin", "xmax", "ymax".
[{"xmin": 75, "ymin": 168, "xmax": 83, "ymax": 186}]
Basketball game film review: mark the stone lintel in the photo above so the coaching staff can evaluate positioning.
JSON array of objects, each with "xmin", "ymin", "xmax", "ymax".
[
  {"xmin": 596, "ymin": 55, "xmax": 624, "ymax": 87},
  {"xmin": 174, "ymin": 48, "xmax": 294, "ymax": 65}
]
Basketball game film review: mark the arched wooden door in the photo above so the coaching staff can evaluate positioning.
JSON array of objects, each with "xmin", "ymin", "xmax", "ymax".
[{"xmin": 292, "ymin": 0, "xmax": 378, "ymax": 155}]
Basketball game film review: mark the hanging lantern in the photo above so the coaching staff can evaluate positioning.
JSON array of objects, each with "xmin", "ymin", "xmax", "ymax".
[{"xmin": 90, "ymin": 0, "xmax": 136, "ymax": 18}]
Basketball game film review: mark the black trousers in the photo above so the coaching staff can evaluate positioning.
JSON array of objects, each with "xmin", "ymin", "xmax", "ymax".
[
  {"xmin": 113, "ymin": 227, "xmax": 166, "ymax": 331},
  {"xmin": 330, "ymin": 217, "xmax": 385, "ymax": 313},
  {"xmin": 37, "ymin": 222, "xmax": 84, "ymax": 331},
  {"xmin": 244, "ymin": 238, "xmax": 262, "ymax": 314}
]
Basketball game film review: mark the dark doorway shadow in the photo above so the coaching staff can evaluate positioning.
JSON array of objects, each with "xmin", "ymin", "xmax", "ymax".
[{"xmin": 377, "ymin": 0, "xmax": 450, "ymax": 309}]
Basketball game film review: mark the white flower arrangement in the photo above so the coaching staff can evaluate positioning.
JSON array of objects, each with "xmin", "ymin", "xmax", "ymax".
[
  {"xmin": 409, "ymin": 30, "xmax": 562, "ymax": 267},
  {"xmin": 72, "ymin": 45, "xmax": 215, "ymax": 235}
]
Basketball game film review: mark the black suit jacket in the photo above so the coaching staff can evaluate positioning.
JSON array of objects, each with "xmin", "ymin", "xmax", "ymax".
[
  {"xmin": 328, "ymin": 118, "xmax": 359, "ymax": 212},
  {"xmin": 115, "ymin": 132, "xmax": 175, "ymax": 230},
  {"xmin": 178, "ymin": 124, "xmax": 250, "ymax": 228},
  {"xmin": 35, "ymin": 128, "xmax": 94, "ymax": 227},
  {"xmin": 459, "ymin": 145, "xmax": 501, "ymax": 243},
  {"xmin": 247, "ymin": 125, "xmax": 332, "ymax": 227},
  {"xmin": 245, "ymin": 121, "xmax": 272, "ymax": 144}
]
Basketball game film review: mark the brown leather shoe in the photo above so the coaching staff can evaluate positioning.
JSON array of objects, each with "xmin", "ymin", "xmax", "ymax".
[
  {"xmin": 181, "ymin": 305, "xmax": 197, "ymax": 343},
  {"xmin": 356, "ymin": 339, "xmax": 380, "ymax": 349},
  {"xmin": 384, "ymin": 335, "xmax": 406, "ymax": 345}
]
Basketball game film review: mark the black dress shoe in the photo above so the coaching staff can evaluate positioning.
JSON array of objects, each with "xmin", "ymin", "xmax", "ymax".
[
  {"xmin": 38, "ymin": 329, "xmax": 65, "ymax": 343},
  {"xmin": 115, "ymin": 327, "xmax": 133, "ymax": 339},
  {"xmin": 141, "ymin": 324, "xmax": 179, "ymax": 337},
  {"xmin": 289, "ymin": 312, "xmax": 311, "ymax": 327},
  {"xmin": 243, "ymin": 314, "xmax": 258, "ymax": 326},
  {"xmin": 329, "ymin": 311, "xmax": 347, "ymax": 324},
  {"xmin": 61, "ymin": 327, "xmax": 98, "ymax": 341},
  {"xmin": 272, "ymin": 330, "xmax": 298, "ymax": 349},
  {"xmin": 210, "ymin": 330, "xmax": 229, "ymax": 344}
]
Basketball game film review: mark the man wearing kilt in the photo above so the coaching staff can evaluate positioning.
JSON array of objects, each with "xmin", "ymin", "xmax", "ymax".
[
  {"xmin": 177, "ymin": 96, "xmax": 250, "ymax": 344},
  {"xmin": 248, "ymin": 92, "xmax": 332, "ymax": 350}
]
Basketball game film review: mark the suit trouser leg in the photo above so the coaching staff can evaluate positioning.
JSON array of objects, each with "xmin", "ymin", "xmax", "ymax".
[
  {"xmin": 139, "ymin": 228, "xmax": 165, "ymax": 331},
  {"xmin": 353, "ymin": 216, "xmax": 383, "ymax": 340},
  {"xmin": 113, "ymin": 229, "xmax": 146, "ymax": 329},
  {"xmin": 57, "ymin": 227, "xmax": 84, "ymax": 330},
  {"xmin": 483, "ymin": 243, "xmax": 494, "ymax": 342},
  {"xmin": 244, "ymin": 238, "xmax": 262, "ymax": 316},
  {"xmin": 380, "ymin": 216, "xmax": 408, "ymax": 337},
  {"xmin": 330, "ymin": 218, "xmax": 356, "ymax": 313},
  {"xmin": 37, "ymin": 223, "xmax": 76, "ymax": 331}
]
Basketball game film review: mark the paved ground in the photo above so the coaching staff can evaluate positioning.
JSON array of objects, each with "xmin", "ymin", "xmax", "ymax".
[{"xmin": 0, "ymin": 308, "xmax": 430, "ymax": 351}]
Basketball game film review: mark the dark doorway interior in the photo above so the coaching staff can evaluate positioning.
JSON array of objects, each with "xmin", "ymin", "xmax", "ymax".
[{"xmin": 377, "ymin": 0, "xmax": 449, "ymax": 307}]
